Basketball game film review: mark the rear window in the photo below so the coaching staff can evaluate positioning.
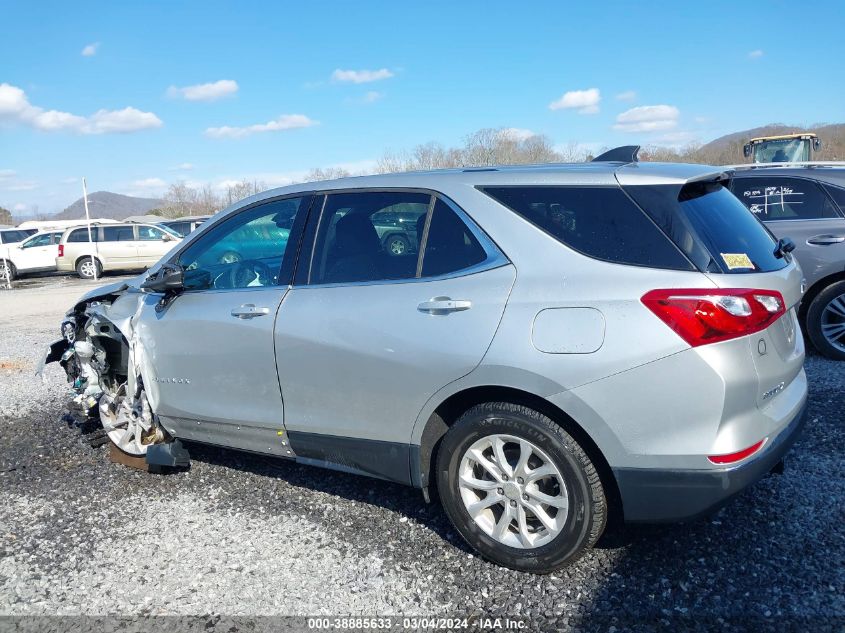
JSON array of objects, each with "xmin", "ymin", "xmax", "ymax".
[
  {"xmin": 625, "ymin": 181, "xmax": 787, "ymax": 274},
  {"xmin": 481, "ymin": 186, "xmax": 693, "ymax": 270}
]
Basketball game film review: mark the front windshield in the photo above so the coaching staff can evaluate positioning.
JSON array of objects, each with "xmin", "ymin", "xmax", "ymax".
[{"xmin": 753, "ymin": 139, "xmax": 810, "ymax": 163}]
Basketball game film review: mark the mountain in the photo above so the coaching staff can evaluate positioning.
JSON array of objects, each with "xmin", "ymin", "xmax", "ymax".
[
  {"xmin": 54, "ymin": 191, "xmax": 164, "ymax": 220},
  {"xmin": 696, "ymin": 122, "xmax": 845, "ymax": 163}
]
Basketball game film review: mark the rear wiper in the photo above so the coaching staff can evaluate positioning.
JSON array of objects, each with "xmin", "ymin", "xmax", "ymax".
[{"xmin": 773, "ymin": 237, "xmax": 796, "ymax": 259}]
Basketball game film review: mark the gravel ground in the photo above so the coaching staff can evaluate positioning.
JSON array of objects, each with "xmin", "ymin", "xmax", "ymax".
[{"xmin": 0, "ymin": 277, "xmax": 843, "ymax": 631}]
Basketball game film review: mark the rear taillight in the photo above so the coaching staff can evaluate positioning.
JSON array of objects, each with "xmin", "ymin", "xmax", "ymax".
[
  {"xmin": 708, "ymin": 438, "xmax": 766, "ymax": 464},
  {"xmin": 58, "ymin": 244, "xmax": 64, "ymax": 257},
  {"xmin": 642, "ymin": 288, "xmax": 786, "ymax": 347}
]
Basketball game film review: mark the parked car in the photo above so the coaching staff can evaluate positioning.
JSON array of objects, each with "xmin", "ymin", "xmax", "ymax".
[
  {"xmin": 46, "ymin": 154, "xmax": 807, "ymax": 573},
  {"xmin": 56, "ymin": 223, "xmax": 182, "ymax": 279},
  {"xmin": 0, "ymin": 230, "xmax": 64, "ymax": 280},
  {"xmin": 0, "ymin": 227, "xmax": 37, "ymax": 246},
  {"xmin": 158, "ymin": 215, "xmax": 210, "ymax": 237},
  {"xmin": 728, "ymin": 164, "xmax": 845, "ymax": 360}
]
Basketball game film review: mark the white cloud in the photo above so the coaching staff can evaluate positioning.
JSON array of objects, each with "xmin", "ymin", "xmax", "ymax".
[
  {"xmin": 5, "ymin": 181, "xmax": 38, "ymax": 191},
  {"xmin": 61, "ymin": 177, "xmax": 78, "ymax": 184},
  {"xmin": 0, "ymin": 83, "xmax": 162, "ymax": 134},
  {"xmin": 613, "ymin": 104, "xmax": 680, "ymax": 133},
  {"xmin": 615, "ymin": 90, "xmax": 637, "ymax": 101},
  {"xmin": 748, "ymin": 49, "xmax": 764, "ymax": 59},
  {"xmin": 172, "ymin": 163, "xmax": 194, "ymax": 171},
  {"xmin": 549, "ymin": 88, "xmax": 601, "ymax": 114},
  {"xmin": 13, "ymin": 203, "xmax": 27, "ymax": 212},
  {"xmin": 331, "ymin": 68, "xmax": 394, "ymax": 84},
  {"xmin": 167, "ymin": 79, "xmax": 239, "ymax": 102},
  {"xmin": 653, "ymin": 131, "xmax": 700, "ymax": 145},
  {"xmin": 0, "ymin": 169, "xmax": 15, "ymax": 180},
  {"xmin": 204, "ymin": 114, "xmax": 318, "ymax": 139},
  {"xmin": 81, "ymin": 42, "xmax": 100, "ymax": 57},
  {"xmin": 499, "ymin": 128, "xmax": 537, "ymax": 142}
]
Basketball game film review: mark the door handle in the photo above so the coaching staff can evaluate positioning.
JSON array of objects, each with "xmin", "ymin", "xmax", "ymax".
[
  {"xmin": 230, "ymin": 304, "xmax": 270, "ymax": 319},
  {"xmin": 417, "ymin": 297, "xmax": 472, "ymax": 314},
  {"xmin": 807, "ymin": 234, "xmax": 845, "ymax": 246}
]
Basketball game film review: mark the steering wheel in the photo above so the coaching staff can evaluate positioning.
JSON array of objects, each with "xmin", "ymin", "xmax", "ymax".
[{"xmin": 225, "ymin": 259, "xmax": 273, "ymax": 288}]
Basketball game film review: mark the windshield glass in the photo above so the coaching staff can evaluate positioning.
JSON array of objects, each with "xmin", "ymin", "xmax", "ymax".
[{"xmin": 753, "ymin": 138, "xmax": 809, "ymax": 163}]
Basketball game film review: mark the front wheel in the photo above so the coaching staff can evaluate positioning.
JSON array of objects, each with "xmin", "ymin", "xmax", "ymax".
[
  {"xmin": 436, "ymin": 402, "xmax": 606, "ymax": 573},
  {"xmin": 806, "ymin": 280, "xmax": 845, "ymax": 361}
]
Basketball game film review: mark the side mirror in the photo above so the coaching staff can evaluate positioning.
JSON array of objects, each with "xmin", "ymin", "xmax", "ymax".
[
  {"xmin": 743, "ymin": 143, "xmax": 752, "ymax": 158},
  {"xmin": 162, "ymin": 233, "xmax": 174, "ymax": 242},
  {"xmin": 141, "ymin": 263, "xmax": 184, "ymax": 292},
  {"xmin": 813, "ymin": 138, "xmax": 821, "ymax": 151}
]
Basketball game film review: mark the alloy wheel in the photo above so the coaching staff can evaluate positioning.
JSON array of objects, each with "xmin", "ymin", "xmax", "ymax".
[
  {"xmin": 821, "ymin": 292, "xmax": 845, "ymax": 353},
  {"xmin": 458, "ymin": 433, "xmax": 569, "ymax": 549}
]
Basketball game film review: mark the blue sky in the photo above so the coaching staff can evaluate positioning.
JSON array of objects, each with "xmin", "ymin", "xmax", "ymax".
[{"xmin": 2, "ymin": 0, "xmax": 844, "ymax": 216}]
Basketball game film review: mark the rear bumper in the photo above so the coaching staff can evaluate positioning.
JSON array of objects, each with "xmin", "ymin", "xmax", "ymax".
[{"xmin": 613, "ymin": 396, "xmax": 808, "ymax": 522}]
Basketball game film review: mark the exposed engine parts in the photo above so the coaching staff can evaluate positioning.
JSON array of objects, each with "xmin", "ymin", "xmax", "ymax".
[{"xmin": 48, "ymin": 292, "xmax": 178, "ymax": 462}]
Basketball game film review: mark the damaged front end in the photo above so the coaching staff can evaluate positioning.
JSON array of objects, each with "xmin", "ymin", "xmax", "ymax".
[{"xmin": 41, "ymin": 284, "xmax": 169, "ymax": 458}]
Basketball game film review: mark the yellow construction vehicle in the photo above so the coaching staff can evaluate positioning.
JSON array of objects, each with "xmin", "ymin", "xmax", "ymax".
[{"xmin": 743, "ymin": 132, "xmax": 821, "ymax": 163}]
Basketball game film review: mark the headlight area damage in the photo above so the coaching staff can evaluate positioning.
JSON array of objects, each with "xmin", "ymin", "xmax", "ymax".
[{"xmin": 41, "ymin": 284, "xmax": 190, "ymax": 471}]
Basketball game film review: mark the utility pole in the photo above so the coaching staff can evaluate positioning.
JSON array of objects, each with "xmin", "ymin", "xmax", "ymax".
[{"xmin": 82, "ymin": 177, "xmax": 98, "ymax": 281}]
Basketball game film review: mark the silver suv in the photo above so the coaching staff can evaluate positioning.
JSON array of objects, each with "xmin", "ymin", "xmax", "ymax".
[
  {"xmin": 46, "ymin": 154, "xmax": 807, "ymax": 572},
  {"xmin": 728, "ymin": 164, "xmax": 845, "ymax": 360}
]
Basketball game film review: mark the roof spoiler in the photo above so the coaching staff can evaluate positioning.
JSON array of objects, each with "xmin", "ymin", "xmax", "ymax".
[{"xmin": 592, "ymin": 145, "xmax": 640, "ymax": 163}]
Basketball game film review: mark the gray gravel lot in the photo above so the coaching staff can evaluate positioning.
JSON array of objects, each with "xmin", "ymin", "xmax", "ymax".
[{"xmin": 0, "ymin": 276, "xmax": 843, "ymax": 630}]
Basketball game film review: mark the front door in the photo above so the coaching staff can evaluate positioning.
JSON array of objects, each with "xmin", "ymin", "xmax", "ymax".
[
  {"xmin": 15, "ymin": 232, "xmax": 57, "ymax": 271},
  {"xmin": 275, "ymin": 192, "xmax": 515, "ymax": 483},
  {"xmin": 136, "ymin": 224, "xmax": 180, "ymax": 267},
  {"xmin": 137, "ymin": 194, "xmax": 312, "ymax": 456}
]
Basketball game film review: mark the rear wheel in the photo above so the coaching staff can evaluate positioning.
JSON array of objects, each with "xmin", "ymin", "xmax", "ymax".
[
  {"xmin": 76, "ymin": 256, "xmax": 102, "ymax": 280},
  {"xmin": 0, "ymin": 259, "xmax": 16, "ymax": 281},
  {"xmin": 436, "ymin": 402, "xmax": 606, "ymax": 573},
  {"xmin": 806, "ymin": 280, "xmax": 845, "ymax": 361}
]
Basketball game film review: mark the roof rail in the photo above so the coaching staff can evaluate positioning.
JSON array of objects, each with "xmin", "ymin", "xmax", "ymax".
[
  {"xmin": 592, "ymin": 145, "xmax": 640, "ymax": 163},
  {"xmin": 724, "ymin": 161, "xmax": 845, "ymax": 170}
]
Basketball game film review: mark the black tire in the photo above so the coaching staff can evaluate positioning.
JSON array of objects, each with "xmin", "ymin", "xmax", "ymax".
[
  {"xmin": 384, "ymin": 234, "xmax": 410, "ymax": 256},
  {"xmin": 0, "ymin": 259, "xmax": 16, "ymax": 282},
  {"xmin": 76, "ymin": 256, "xmax": 102, "ymax": 280},
  {"xmin": 436, "ymin": 402, "xmax": 606, "ymax": 573},
  {"xmin": 806, "ymin": 280, "xmax": 845, "ymax": 361}
]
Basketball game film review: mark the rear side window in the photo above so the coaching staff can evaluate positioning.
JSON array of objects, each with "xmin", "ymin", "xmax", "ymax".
[
  {"xmin": 482, "ymin": 186, "xmax": 693, "ymax": 270},
  {"xmin": 626, "ymin": 181, "xmax": 787, "ymax": 274},
  {"xmin": 67, "ymin": 228, "xmax": 99, "ymax": 242},
  {"xmin": 731, "ymin": 176, "xmax": 840, "ymax": 220},
  {"xmin": 102, "ymin": 226, "xmax": 135, "ymax": 241},
  {"xmin": 823, "ymin": 184, "xmax": 845, "ymax": 214}
]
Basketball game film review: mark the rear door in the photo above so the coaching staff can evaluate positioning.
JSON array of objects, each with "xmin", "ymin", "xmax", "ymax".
[
  {"xmin": 99, "ymin": 225, "xmax": 139, "ymax": 268},
  {"xmin": 731, "ymin": 175, "xmax": 845, "ymax": 289},
  {"xmin": 274, "ymin": 191, "xmax": 514, "ymax": 483}
]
